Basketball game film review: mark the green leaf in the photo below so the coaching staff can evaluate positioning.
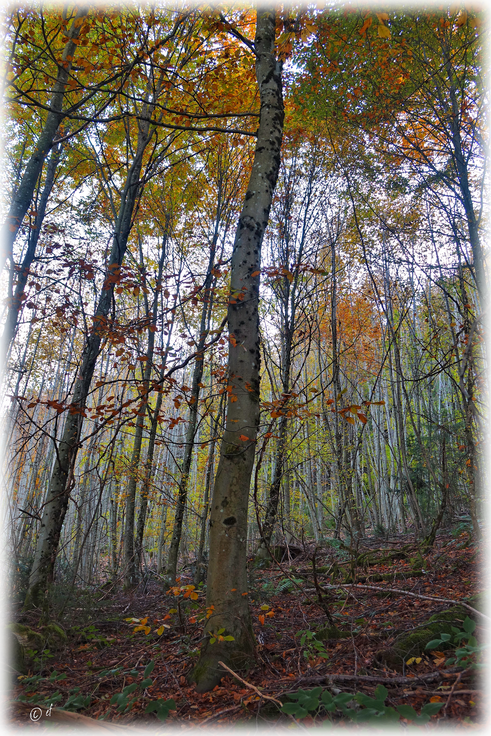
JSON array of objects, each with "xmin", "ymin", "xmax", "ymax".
[
  {"xmin": 463, "ymin": 617, "xmax": 476, "ymax": 634},
  {"xmin": 141, "ymin": 677, "xmax": 153, "ymax": 688},
  {"xmin": 421, "ymin": 702, "xmax": 444, "ymax": 716},
  {"xmin": 299, "ymin": 695, "xmax": 319, "ymax": 711},
  {"xmin": 373, "ymin": 684, "xmax": 388, "ymax": 700},
  {"xmin": 321, "ymin": 691, "xmax": 334, "ymax": 705},
  {"xmin": 61, "ymin": 694, "xmax": 91, "ymax": 711},
  {"xmin": 355, "ymin": 693, "xmax": 384, "ymax": 709},
  {"xmin": 281, "ymin": 703, "xmax": 308, "ymax": 718},
  {"xmin": 425, "ymin": 638, "xmax": 443, "ymax": 649},
  {"xmin": 122, "ymin": 683, "xmax": 139, "ymax": 696},
  {"xmin": 334, "ymin": 693, "xmax": 354, "ymax": 706},
  {"xmin": 145, "ymin": 699, "xmax": 176, "ymax": 721},
  {"xmin": 144, "ymin": 660, "xmax": 155, "ymax": 678},
  {"xmin": 397, "ymin": 704, "xmax": 418, "ymax": 719}
]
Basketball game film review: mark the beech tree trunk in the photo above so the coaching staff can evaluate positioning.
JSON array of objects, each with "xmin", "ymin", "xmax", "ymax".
[
  {"xmin": 3, "ymin": 142, "xmax": 62, "ymax": 363},
  {"xmin": 1, "ymin": 7, "xmax": 88, "ymax": 272},
  {"xmin": 190, "ymin": 8, "xmax": 283, "ymax": 693},
  {"xmin": 23, "ymin": 110, "xmax": 155, "ymax": 611},
  {"xmin": 165, "ymin": 227, "xmax": 219, "ymax": 585},
  {"xmin": 123, "ymin": 232, "xmax": 168, "ymax": 587}
]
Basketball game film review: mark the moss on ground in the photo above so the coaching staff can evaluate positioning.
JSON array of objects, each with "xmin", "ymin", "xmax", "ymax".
[{"xmin": 375, "ymin": 594, "xmax": 484, "ymax": 669}]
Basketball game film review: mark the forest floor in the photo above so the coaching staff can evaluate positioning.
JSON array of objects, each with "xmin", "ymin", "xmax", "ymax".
[{"xmin": 9, "ymin": 526, "xmax": 486, "ymax": 731}]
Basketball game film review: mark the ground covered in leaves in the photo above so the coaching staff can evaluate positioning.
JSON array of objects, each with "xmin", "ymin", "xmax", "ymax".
[{"xmin": 9, "ymin": 527, "xmax": 485, "ymax": 730}]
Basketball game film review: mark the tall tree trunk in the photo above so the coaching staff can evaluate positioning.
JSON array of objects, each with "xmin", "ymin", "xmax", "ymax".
[
  {"xmin": 3, "ymin": 142, "xmax": 62, "ymax": 363},
  {"xmin": 1, "ymin": 7, "xmax": 88, "ymax": 271},
  {"xmin": 190, "ymin": 8, "xmax": 283, "ymax": 693},
  {"xmin": 135, "ymin": 287, "xmax": 179, "ymax": 574},
  {"xmin": 193, "ymin": 392, "xmax": 224, "ymax": 587},
  {"xmin": 165, "ymin": 229, "xmax": 219, "ymax": 584},
  {"xmin": 23, "ymin": 108, "xmax": 155, "ymax": 611},
  {"xmin": 122, "ymin": 231, "xmax": 168, "ymax": 587}
]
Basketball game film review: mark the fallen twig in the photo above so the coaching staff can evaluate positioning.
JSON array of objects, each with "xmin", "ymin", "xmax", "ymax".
[
  {"xmin": 217, "ymin": 660, "xmax": 283, "ymax": 706},
  {"xmin": 311, "ymin": 583, "xmax": 488, "ymax": 621},
  {"xmin": 196, "ymin": 704, "xmax": 243, "ymax": 727},
  {"xmin": 444, "ymin": 672, "xmax": 462, "ymax": 715},
  {"xmin": 280, "ymin": 669, "xmax": 460, "ymax": 689}
]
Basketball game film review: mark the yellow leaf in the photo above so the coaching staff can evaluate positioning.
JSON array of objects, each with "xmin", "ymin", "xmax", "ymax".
[
  {"xmin": 376, "ymin": 12, "xmax": 389, "ymax": 22},
  {"xmin": 260, "ymin": 604, "xmax": 270, "ymax": 611},
  {"xmin": 378, "ymin": 24, "xmax": 391, "ymax": 39},
  {"xmin": 455, "ymin": 10, "xmax": 467, "ymax": 26}
]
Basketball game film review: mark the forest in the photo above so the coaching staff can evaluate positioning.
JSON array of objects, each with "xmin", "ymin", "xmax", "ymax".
[{"xmin": 2, "ymin": 2, "xmax": 486, "ymax": 730}]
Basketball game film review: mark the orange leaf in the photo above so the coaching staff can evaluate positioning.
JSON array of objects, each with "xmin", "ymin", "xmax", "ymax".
[
  {"xmin": 359, "ymin": 17, "xmax": 372, "ymax": 36},
  {"xmin": 251, "ymin": 270, "xmax": 261, "ymax": 277},
  {"xmin": 239, "ymin": 434, "xmax": 249, "ymax": 441},
  {"xmin": 258, "ymin": 615, "xmax": 265, "ymax": 625},
  {"xmin": 357, "ymin": 413, "xmax": 368, "ymax": 424}
]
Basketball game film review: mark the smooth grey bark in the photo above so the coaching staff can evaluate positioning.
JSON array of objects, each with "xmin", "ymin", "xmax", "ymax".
[
  {"xmin": 3, "ymin": 142, "xmax": 62, "ymax": 363},
  {"xmin": 190, "ymin": 8, "xmax": 283, "ymax": 693},
  {"xmin": 255, "ymin": 161, "xmax": 314, "ymax": 560},
  {"xmin": 1, "ymin": 7, "xmax": 88, "ymax": 271},
  {"xmin": 193, "ymin": 391, "xmax": 225, "ymax": 587},
  {"xmin": 165, "ymin": 210, "xmax": 223, "ymax": 585},
  {"xmin": 23, "ymin": 105, "xmax": 156, "ymax": 611},
  {"xmin": 123, "ymin": 232, "xmax": 168, "ymax": 587},
  {"xmin": 135, "ymin": 285, "xmax": 180, "ymax": 574}
]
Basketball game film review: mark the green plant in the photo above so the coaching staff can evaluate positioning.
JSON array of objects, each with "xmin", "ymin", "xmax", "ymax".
[
  {"xmin": 274, "ymin": 576, "xmax": 303, "ymax": 595},
  {"xmin": 452, "ymin": 516, "xmax": 472, "ymax": 537},
  {"xmin": 17, "ymin": 671, "xmax": 91, "ymax": 712},
  {"xmin": 71, "ymin": 623, "xmax": 113, "ymax": 649},
  {"xmin": 110, "ymin": 660, "xmax": 175, "ymax": 721},
  {"xmin": 296, "ymin": 630, "xmax": 329, "ymax": 662},
  {"xmin": 425, "ymin": 616, "xmax": 484, "ymax": 669},
  {"xmin": 281, "ymin": 684, "xmax": 443, "ymax": 724},
  {"xmin": 208, "ymin": 628, "xmax": 235, "ymax": 645}
]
